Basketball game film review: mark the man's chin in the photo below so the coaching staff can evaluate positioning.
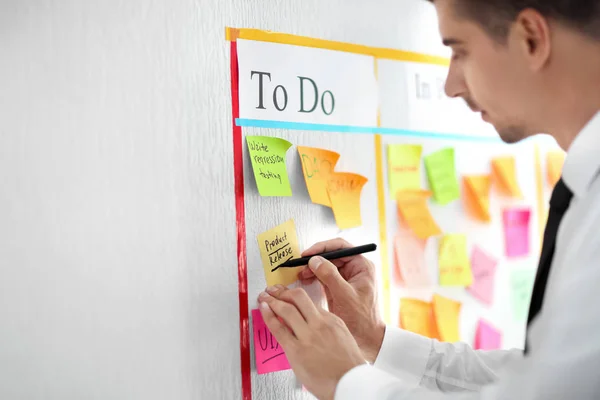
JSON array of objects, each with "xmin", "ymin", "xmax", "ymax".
[{"xmin": 495, "ymin": 125, "xmax": 528, "ymax": 144}]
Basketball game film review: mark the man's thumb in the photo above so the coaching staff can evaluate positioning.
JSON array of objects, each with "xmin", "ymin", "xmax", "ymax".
[{"xmin": 308, "ymin": 256, "xmax": 352, "ymax": 295}]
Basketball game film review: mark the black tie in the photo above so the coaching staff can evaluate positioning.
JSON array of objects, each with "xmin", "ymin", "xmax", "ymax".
[{"xmin": 524, "ymin": 178, "xmax": 573, "ymax": 354}]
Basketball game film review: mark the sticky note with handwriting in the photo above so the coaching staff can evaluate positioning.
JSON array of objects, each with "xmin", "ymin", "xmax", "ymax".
[
  {"xmin": 327, "ymin": 173, "xmax": 368, "ymax": 230},
  {"xmin": 438, "ymin": 234, "xmax": 473, "ymax": 287},
  {"xmin": 491, "ymin": 157, "xmax": 523, "ymax": 198},
  {"xmin": 510, "ymin": 269, "xmax": 535, "ymax": 321},
  {"xmin": 388, "ymin": 144, "xmax": 422, "ymax": 198},
  {"xmin": 396, "ymin": 190, "xmax": 442, "ymax": 239},
  {"xmin": 463, "ymin": 175, "xmax": 491, "ymax": 223},
  {"xmin": 252, "ymin": 309, "xmax": 291, "ymax": 374},
  {"xmin": 503, "ymin": 208, "xmax": 531, "ymax": 258},
  {"xmin": 433, "ymin": 294, "xmax": 461, "ymax": 343},
  {"xmin": 400, "ymin": 298, "xmax": 439, "ymax": 339},
  {"xmin": 246, "ymin": 136, "xmax": 293, "ymax": 197},
  {"xmin": 393, "ymin": 231, "xmax": 431, "ymax": 288},
  {"xmin": 546, "ymin": 151, "xmax": 565, "ymax": 187},
  {"xmin": 297, "ymin": 146, "xmax": 340, "ymax": 206},
  {"xmin": 424, "ymin": 148, "xmax": 460, "ymax": 205},
  {"xmin": 474, "ymin": 320, "xmax": 502, "ymax": 350},
  {"xmin": 467, "ymin": 246, "xmax": 498, "ymax": 305},
  {"xmin": 257, "ymin": 219, "xmax": 301, "ymax": 287}
]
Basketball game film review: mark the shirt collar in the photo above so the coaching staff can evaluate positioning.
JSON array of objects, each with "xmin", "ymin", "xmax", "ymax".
[{"xmin": 562, "ymin": 111, "xmax": 600, "ymax": 198}]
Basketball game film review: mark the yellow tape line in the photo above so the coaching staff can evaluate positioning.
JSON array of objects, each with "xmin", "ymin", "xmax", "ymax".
[
  {"xmin": 226, "ymin": 27, "xmax": 449, "ymax": 66},
  {"xmin": 373, "ymin": 58, "xmax": 391, "ymax": 324}
]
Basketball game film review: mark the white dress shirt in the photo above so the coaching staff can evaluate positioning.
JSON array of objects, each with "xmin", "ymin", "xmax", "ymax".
[{"xmin": 335, "ymin": 111, "xmax": 600, "ymax": 399}]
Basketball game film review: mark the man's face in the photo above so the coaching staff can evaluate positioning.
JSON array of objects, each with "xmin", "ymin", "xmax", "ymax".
[{"xmin": 434, "ymin": 0, "xmax": 537, "ymax": 143}]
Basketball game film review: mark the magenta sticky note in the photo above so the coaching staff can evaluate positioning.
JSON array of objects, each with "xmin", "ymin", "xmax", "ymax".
[
  {"xmin": 474, "ymin": 320, "xmax": 502, "ymax": 350},
  {"xmin": 467, "ymin": 246, "xmax": 498, "ymax": 305},
  {"xmin": 502, "ymin": 208, "xmax": 531, "ymax": 258},
  {"xmin": 252, "ymin": 309, "xmax": 291, "ymax": 374}
]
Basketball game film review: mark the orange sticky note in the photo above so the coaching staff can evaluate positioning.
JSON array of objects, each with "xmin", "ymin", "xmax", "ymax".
[
  {"xmin": 438, "ymin": 234, "xmax": 473, "ymax": 287},
  {"xmin": 400, "ymin": 298, "xmax": 439, "ymax": 339},
  {"xmin": 396, "ymin": 190, "xmax": 442, "ymax": 239},
  {"xmin": 297, "ymin": 146, "xmax": 341, "ymax": 206},
  {"xmin": 463, "ymin": 175, "xmax": 491, "ymax": 223},
  {"xmin": 393, "ymin": 230, "xmax": 431, "ymax": 288},
  {"xmin": 433, "ymin": 294, "xmax": 461, "ymax": 343},
  {"xmin": 491, "ymin": 157, "xmax": 523, "ymax": 198},
  {"xmin": 327, "ymin": 173, "xmax": 368, "ymax": 230},
  {"xmin": 546, "ymin": 151, "xmax": 565, "ymax": 187}
]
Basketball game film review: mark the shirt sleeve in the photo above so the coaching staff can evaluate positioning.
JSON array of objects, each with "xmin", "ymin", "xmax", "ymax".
[
  {"xmin": 369, "ymin": 326, "xmax": 521, "ymax": 392},
  {"xmin": 335, "ymin": 235, "xmax": 600, "ymax": 399}
]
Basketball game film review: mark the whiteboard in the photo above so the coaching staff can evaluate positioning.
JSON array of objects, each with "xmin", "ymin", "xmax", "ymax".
[{"xmin": 233, "ymin": 34, "xmax": 550, "ymax": 399}]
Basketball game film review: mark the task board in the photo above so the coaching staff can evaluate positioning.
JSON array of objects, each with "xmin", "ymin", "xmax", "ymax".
[{"xmin": 227, "ymin": 28, "xmax": 563, "ymax": 400}]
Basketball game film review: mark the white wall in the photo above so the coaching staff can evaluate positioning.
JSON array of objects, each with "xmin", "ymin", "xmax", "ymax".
[{"xmin": 0, "ymin": 1, "xmax": 505, "ymax": 399}]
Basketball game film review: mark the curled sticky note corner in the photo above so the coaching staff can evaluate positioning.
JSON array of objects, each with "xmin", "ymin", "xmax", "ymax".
[
  {"xmin": 463, "ymin": 175, "xmax": 491, "ymax": 223},
  {"xmin": 396, "ymin": 190, "xmax": 442, "ymax": 239},
  {"xmin": 327, "ymin": 172, "xmax": 368, "ymax": 230},
  {"xmin": 400, "ymin": 298, "xmax": 440, "ymax": 339},
  {"xmin": 432, "ymin": 294, "xmax": 461, "ymax": 343},
  {"xmin": 246, "ymin": 136, "xmax": 293, "ymax": 197},
  {"xmin": 297, "ymin": 146, "xmax": 341, "ymax": 206},
  {"xmin": 491, "ymin": 157, "xmax": 523, "ymax": 198}
]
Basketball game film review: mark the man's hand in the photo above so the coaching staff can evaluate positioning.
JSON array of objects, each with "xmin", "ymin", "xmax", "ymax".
[
  {"xmin": 298, "ymin": 238, "xmax": 386, "ymax": 363},
  {"xmin": 258, "ymin": 286, "xmax": 366, "ymax": 400}
]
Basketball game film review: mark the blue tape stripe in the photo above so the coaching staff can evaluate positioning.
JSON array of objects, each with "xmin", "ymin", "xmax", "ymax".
[{"xmin": 235, "ymin": 118, "xmax": 500, "ymax": 142}]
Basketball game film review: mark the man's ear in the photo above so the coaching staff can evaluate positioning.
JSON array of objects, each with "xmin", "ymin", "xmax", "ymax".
[{"xmin": 513, "ymin": 9, "xmax": 552, "ymax": 71}]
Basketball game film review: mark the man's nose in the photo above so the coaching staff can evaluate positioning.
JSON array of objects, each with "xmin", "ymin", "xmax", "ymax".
[{"xmin": 444, "ymin": 61, "xmax": 466, "ymax": 99}]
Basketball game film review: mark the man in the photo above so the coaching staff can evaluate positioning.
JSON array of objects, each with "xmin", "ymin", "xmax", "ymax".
[{"xmin": 257, "ymin": 0, "xmax": 600, "ymax": 398}]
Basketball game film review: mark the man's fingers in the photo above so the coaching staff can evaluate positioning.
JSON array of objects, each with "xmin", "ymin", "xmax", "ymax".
[
  {"xmin": 267, "ymin": 286, "xmax": 321, "ymax": 323},
  {"xmin": 301, "ymin": 238, "xmax": 353, "ymax": 257},
  {"xmin": 308, "ymin": 256, "xmax": 354, "ymax": 297},
  {"xmin": 258, "ymin": 301, "xmax": 296, "ymax": 349},
  {"xmin": 259, "ymin": 292, "xmax": 310, "ymax": 338}
]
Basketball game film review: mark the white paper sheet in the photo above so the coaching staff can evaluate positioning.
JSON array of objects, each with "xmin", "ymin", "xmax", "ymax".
[{"xmin": 237, "ymin": 39, "xmax": 378, "ymax": 127}]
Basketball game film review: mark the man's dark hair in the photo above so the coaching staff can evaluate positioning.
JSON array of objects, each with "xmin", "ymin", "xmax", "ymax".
[{"xmin": 427, "ymin": 0, "xmax": 600, "ymax": 41}]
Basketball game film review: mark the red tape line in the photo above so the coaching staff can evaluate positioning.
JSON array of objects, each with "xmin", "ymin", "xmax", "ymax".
[{"xmin": 230, "ymin": 40, "xmax": 252, "ymax": 400}]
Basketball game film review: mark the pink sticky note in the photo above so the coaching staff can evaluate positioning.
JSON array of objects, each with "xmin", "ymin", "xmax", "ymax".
[
  {"xmin": 502, "ymin": 208, "xmax": 531, "ymax": 258},
  {"xmin": 474, "ymin": 320, "xmax": 502, "ymax": 350},
  {"xmin": 467, "ymin": 246, "xmax": 498, "ymax": 305},
  {"xmin": 252, "ymin": 309, "xmax": 291, "ymax": 374},
  {"xmin": 393, "ymin": 229, "xmax": 431, "ymax": 288}
]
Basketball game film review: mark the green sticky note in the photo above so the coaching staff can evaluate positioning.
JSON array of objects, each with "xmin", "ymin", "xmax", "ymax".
[
  {"xmin": 388, "ymin": 144, "xmax": 422, "ymax": 199},
  {"xmin": 510, "ymin": 269, "xmax": 535, "ymax": 321},
  {"xmin": 424, "ymin": 148, "xmax": 460, "ymax": 205},
  {"xmin": 246, "ymin": 136, "xmax": 293, "ymax": 197}
]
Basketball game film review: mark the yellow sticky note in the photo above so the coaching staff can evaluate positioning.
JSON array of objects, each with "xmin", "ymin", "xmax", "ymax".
[
  {"xmin": 297, "ymin": 146, "xmax": 341, "ymax": 206},
  {"xmin": 432, "ymin": 294, "xmax": 461, "ymax": 343},
  {"xmin": 396, "ymin": 190, "xmax": 442, "ymax": 239},
  {"xmin": 438, "ymin": 234, "xmax": 473, "ymax": 287},
  {"xmin": 388, "ymin": 144, "xmax": 423, "ymax": 198},
  {"xmin": 257, "ymin": 219, "xmax": 301, "ymax": 287},
  {"xmin": 424, "ymin": 148, "xmax": 460, "ymax": 205},
  {"xmin": 463, "ymin": 175, "xmax": 491, "ymax": 223},
  {"xmin": 546, "ymin": 151, "xmax": 565, "ymax": 187},
  {"xmin": 491, "ymin": 157, "xmax": 523, "ymax": 198},
  {"xmin": 246, "ymin": 136, "xmax": 293, "ymax": 197},
  {"xmin": 400, "ymin": 298, "xmax": 440, "ymax": 339},
  {"xmin": 327, "ymin": 173, "xmax": 368, "ymax": 230}
]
